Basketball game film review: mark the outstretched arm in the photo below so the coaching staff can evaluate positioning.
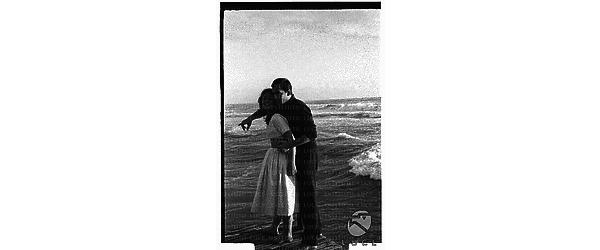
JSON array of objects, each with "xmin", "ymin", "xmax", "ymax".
[{"xmin": 238, "ymin": 109, "xmax": 267, "ymax": 131}]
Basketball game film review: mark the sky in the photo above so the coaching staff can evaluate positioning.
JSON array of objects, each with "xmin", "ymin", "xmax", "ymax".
[{"xmin": 223, "ymin": 10, "xmax": 380, "ymax": 104}]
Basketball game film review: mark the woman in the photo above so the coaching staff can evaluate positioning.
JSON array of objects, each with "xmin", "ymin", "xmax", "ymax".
[{"xmin": 250, "ymin": 88, "xmax": 307, "ymax": 243}]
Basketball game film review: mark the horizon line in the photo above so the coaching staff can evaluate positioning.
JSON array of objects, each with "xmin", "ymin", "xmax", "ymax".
[{"xmin": 225, "ymin": 95, "xmax": 381, "ymax": 105}]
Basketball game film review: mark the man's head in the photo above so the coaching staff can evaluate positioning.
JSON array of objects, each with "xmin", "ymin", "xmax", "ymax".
[{"xmin": 271, "ymin": 78, "xmax": 293, "ymax": 105}]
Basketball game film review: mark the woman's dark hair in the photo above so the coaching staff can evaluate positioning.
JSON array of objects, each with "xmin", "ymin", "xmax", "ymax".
[{"xmin": 257, "ymin": 88, "xmax": 275, "ymax": 124}]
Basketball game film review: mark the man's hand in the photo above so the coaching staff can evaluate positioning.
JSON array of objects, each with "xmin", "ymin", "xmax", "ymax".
[
  {"xmin": 298, "ymin": 135, "xmax": 310, "ymax": 144},
  {"xmin": 238, "ymin": 118, "xmax": 253, "ymax": 131}
]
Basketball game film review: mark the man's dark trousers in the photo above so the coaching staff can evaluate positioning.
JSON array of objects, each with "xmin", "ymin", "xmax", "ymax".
[{"xmin": 296, "ymin": 143, "xmax": 321, "ymax": 246}]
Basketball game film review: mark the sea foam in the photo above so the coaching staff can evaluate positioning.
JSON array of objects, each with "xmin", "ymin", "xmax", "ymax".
[
  {"xmin": 336, "ymin": 133, "xmax": 362, "ymax": 140},
  {"xmin": 348, "ymin": 142, "xmax": 381, "ymax": 180}
]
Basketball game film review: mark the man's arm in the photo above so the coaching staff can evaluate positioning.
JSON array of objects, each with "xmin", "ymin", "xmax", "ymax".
[
  {"xmin": 238, "ymin": 109, "xmax": 267, "ymax": 131},
  {"xmin": 277, "ymin": 132, "xmax": 310, "ymax": 149}
]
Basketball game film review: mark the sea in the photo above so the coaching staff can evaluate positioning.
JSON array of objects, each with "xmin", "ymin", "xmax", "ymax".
[{"xmin": 223, "ymin": 96, "xmax": 381, "ymax": 245}]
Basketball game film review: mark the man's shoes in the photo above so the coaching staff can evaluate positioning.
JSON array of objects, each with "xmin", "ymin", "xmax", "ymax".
[
  {"xmin": 262, "ymin": 226, "xmax": 280, "ymax": 236},
  {"xmin": 277, "ymin": 235, "xmax": 293, "ymax": 244},
  {"xmin": 297, "ymin": 244, "xmax": 317, "ymax": 250}
]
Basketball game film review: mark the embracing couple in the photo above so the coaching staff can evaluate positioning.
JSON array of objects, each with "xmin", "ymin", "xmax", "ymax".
[{"xmin": 239, "ymin": 78, "xmax": 322, "ymax": 250}]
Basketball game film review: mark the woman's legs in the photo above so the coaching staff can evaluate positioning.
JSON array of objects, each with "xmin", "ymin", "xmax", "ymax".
[
  {"xmin": 276, "ymin": 215, "xmax": 293, "ymax": 244},
  {"xmin": 268, "ymin": 216, "xmax": 281, "ymax": 235},
  {"xmin": 283, "ymin": 215, "xmax": 293, "ymax": 240}
]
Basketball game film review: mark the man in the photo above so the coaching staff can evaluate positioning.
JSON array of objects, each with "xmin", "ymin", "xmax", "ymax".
[{"xmin": 239, "ymin": 78, "xmax": 322, "ymax": 249}]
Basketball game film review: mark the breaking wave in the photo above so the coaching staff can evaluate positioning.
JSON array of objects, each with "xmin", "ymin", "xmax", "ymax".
[
  {"xmin": 313, "ymin": 111, "xmax": 380, "ymax": 119},
  {"xmin": 312, "ymin": 102, "xmax": 380, "ymax": 112},
  {"xmin": 349, "ymin": 142, "xmax": 381, "ymax": 180}
]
